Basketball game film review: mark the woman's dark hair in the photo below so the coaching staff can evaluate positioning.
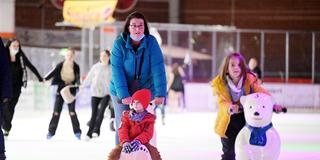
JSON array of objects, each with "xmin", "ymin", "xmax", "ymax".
[
  {"xmin": 5, "ymin": 38, "xmax": 23, "ymax": 59},
  {"xmin": 104, "ymin": 49, "xmax": 111, "ymax": 64},
  {"xmin": 5, "ymin": 38, "xmax": 22, "ymax": 51},
  {"xmin": 123, "ymin": 11, "xmax": 150, "ymax": 36}
]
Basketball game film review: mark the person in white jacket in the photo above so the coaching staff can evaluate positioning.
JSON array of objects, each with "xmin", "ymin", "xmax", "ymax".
[{"xmin": 82, "ymin": 50, "xmax": 115, "ymax": 140}]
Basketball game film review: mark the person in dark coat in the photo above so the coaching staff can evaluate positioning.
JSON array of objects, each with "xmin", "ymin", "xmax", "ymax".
[
  {"xmin": 248, "ymin": 58, "xmax": 262, "ymax": 84},
  {"xmin": 0, "ymin": 37, "xmax": 13, "ymax": 160},
  {"xmin": 3, "ymin": 38, "xmax": 43, "ymax": 138},
  {"xmin": 44, "ymin": 47, "xmax": 82, "ymax": 140}
]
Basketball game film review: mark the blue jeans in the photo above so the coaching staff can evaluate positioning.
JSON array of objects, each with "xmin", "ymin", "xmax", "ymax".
[{"xmin": 111, "ymin": 95, "xmax": 129, "ymax": 145}]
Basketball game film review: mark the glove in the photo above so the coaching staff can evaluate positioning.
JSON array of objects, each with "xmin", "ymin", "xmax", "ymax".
[
  {"xmin": 122, "ymin": 142, "xmax": 131, "ymax": 153},
  {"xmin": 130, "ymin": 140, "xmax": 141, "ymax": 152},
  {"xmin": 273, "ymin": 104, "xmax": 284, "ymax": 113}
]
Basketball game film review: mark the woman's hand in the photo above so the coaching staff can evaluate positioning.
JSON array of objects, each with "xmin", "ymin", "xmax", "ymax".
[
  {"xmin": 122, "ymin": 97, "xmax": 133, "ymax": 105},
  {"xmin": 153, "ymin": 97, "xmax": 165, "ymax": 105}
]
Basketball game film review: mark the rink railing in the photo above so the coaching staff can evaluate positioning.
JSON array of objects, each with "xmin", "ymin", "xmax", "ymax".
[
  {"xmin": 17, "ymin": 81, "xmax": 320, "ymax": 111},
  {"xmin": 16, "ymin": 23, "xmax": 320, "ymax": 84}
]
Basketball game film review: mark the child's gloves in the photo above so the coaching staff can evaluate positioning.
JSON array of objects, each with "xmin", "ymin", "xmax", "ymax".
[
  {"xmin": 130, "ymin": 140, "xmax": 141, "ymax": 152},
  {"xmin": 122, "ymin": 142, "xmax": 131, "ymax": 153}
]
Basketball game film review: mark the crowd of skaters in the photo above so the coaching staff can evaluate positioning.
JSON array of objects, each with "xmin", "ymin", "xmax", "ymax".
[
  {"xmin": 0, "ymin": 37, "xmax": 186, "ymax": 140},
  {"xmin": 0, "ymin": 10, "xmax": 285, "ymax": 160},
  {"xmin": 0, "ymin": 11, "xmax": 174, "ymax": 160}
]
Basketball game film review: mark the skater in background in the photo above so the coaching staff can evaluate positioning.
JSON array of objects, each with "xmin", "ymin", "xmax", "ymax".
[
  {"xmin": 110, "ymin": 11, "xmax": 167, "ymax": 145},
  {"xmin": 211, "ymin": 52, "xmax": 283, "ymax": 160},
  {"xmin": 2, "ymin": 38, "xmax": 43, "ymax": 138},
  {"xmin": 167, "ymin": 63, "xmax": 186, "ymax": 112},
  {"xmin": 44, "ymin": 47, "xmax": 82, "ymax": 140},
  {"xmin": 248, "ymin": 57, "xmax": 262, "ymax": 84},
  {"xmin": 81, "ymin": 49, "xmax": 115, "ymax": 141},
  {"xmin": 108, "ymin": 89, "xmax": 162, "ymax": 160},
  {"xmin": 0, "ymin": 37, "xmax": 12, "ymax": 160},
  {"xmin": 154, "ymin": 64, "xmax": 171, "ymax": 125}
]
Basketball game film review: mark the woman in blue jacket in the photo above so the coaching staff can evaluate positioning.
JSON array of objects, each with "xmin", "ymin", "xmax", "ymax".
[{"xmin": 110, "ymin": 11, "xmax": 167, "ymax": 145}]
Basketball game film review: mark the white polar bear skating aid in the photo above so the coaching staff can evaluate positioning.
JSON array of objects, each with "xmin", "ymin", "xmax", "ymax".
[
  {"xmin": 119, "ymin": 144, "xmax": 152, "ymax": 160},
  {"xmin": 235, "ymin": 93, "xmax": 280, "ymax": 160}
]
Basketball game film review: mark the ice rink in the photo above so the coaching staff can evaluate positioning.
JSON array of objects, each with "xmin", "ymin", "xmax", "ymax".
[{"xmin": 4, "ymin": 106, "xmax": 320, "ymax": 160}]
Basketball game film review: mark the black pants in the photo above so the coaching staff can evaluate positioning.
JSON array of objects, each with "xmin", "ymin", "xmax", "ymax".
[
  {"xmin": 220, "ymin": 113, "xmax": 245, "ymax": 160},
  {"xmin": 0, "ymin": 104, "xmax": 6, "ymax": 158},
  {"xmin": 87, "ymin": 95, "xmax": 114, "ymax": 137},
  {"xmin": 2, "ymin": 92, "xmax": 20, "ymax": 132},
  {"xmin": 48, "ymin": 94, "xmax": 81, "ymax": 135}
]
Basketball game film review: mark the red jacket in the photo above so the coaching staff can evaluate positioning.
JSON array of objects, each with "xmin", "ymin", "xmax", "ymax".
[{"xmin": 118, "ymin": 111, "xmax": 155, "ymax": 145}]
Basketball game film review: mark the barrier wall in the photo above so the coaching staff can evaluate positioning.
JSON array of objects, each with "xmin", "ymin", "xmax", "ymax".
[
  {"xmin": 184, "ymin": 82, "xmax": 320, "ymax": 112},
  {"xmin": 17, "ymin": 82, "xmax": 320, "ymax": 111}
]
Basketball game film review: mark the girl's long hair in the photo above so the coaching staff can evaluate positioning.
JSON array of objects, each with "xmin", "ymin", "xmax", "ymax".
[
  {"xmin": 218, "ymin": 52, "xmax": 249, "ymax": 83},
  {"xmin": 5, "ymin": 38, "xmax": 22, "ymax": 58},
  {"xmin": 172, "ymin": 63, "xmax": 180, "ymax": 75}
]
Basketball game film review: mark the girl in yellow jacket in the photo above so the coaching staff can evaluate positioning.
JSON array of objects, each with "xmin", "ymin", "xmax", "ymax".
[{"xmin": 211, "ymin": 53, "xmax": 282, "ymax": 160}]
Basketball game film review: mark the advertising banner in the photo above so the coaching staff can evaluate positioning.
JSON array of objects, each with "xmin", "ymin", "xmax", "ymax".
[{"xmin": 63, "ymin": 0, "xmax": 117, "ymax": 28}]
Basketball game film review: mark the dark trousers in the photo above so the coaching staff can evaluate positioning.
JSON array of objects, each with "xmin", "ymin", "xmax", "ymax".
[
  {"xmin": 2, "ymin": 92, "xmax": 20, "ymax": 132},
  {"xmin": 0, "ymin": 104, "xmax": 6, "ymax": 158},
  {"xmin": 87, "ymin": 95, "xmax": 114, "ymax": 137},
  {"xmin": 48, "ymin": 94, "xmax": 81, "ymax": 135},
  {"xmin": 220, "ymin": 113, "xmax": 245, "ymax": 160}
]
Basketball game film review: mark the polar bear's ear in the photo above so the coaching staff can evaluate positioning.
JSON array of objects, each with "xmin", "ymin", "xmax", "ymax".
[{"xmin": 240, "ymin": 95, "xmax": 247, "ymax": 106}]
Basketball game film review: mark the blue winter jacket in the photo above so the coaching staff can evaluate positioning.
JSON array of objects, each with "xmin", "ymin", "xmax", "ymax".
[{"xmin": 110, "ymin": 33, "xmax": 167, "ymax": 100}]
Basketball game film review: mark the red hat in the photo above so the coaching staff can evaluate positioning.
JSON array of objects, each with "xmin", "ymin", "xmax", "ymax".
[{"xmin": 131, "ymin": 89, "xmax": 151, "ymax": 109}]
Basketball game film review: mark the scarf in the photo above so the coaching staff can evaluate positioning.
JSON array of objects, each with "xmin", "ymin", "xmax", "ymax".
[
  {"xmin": 129, "ymin": 110, "xmax": 148, "ymax": 122},
  {"xmin": 226, "ymin": 75, "xmax": 243, "ymax": 93},
  {"xmin": 246, "ymin": 123, "xmax": 273, "ymax": 146}
]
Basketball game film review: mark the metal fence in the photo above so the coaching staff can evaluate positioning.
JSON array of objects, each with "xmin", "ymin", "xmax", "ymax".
[
  {"xmin": 99, "ymin": 22, "xmax": 320, "ymax": 83},
  {"xmin": 15, "ymin": 22, "xmax": 320, "ymax": 83}
]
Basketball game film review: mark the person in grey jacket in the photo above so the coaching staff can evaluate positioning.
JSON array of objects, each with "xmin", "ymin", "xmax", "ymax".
[
  {"xmin": 82, "ymin": 50, "xmax": 115, "ymax": 140},
  {"xmin": 110, "ymin": 11, "xmax": 167, "ymax": 145}
]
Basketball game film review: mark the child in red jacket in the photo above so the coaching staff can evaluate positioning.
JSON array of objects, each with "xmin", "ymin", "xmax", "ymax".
[{"xmin": 108, "ymin": 89, "xmax": 162, "ymax": 160}]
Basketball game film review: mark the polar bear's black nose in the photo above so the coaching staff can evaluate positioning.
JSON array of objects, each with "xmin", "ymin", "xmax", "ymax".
[{"xmin": 254, "ymin": 112, "xmax": 260, "ymax": 116}]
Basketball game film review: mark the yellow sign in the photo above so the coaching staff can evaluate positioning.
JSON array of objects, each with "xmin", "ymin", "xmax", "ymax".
[{"xmin": 63, "ymin": 0, "xmax": 117, "ymax": 28}]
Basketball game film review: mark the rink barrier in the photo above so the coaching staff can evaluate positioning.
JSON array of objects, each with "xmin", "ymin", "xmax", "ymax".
[
  {"xmin": 185, "ymin": 82, "xmax": 320, "ymax": 112},
  {"xmin": 17, "ymin": 82, "xmax": 320, "ymax": 111}
]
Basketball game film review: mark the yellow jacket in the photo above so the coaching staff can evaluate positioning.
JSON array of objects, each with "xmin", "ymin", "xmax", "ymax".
[{"xmin": 211, "ymin": 73, "xmax": 269, "ymax": 138}]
